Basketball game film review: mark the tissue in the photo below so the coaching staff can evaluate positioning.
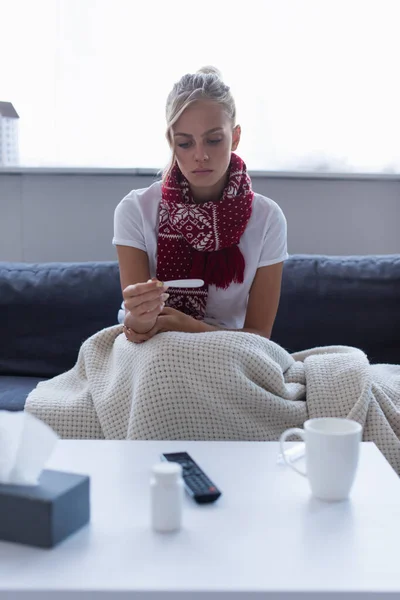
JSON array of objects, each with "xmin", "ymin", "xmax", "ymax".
[{"xmin": 0, "ymin": 410, "xmax": 58, "ymax": 485}]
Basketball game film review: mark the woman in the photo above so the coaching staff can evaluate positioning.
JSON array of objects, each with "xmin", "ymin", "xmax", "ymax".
[
  {"xmin": 25, "ymin": 82, "xmax": 400, "ymax": 457},
  {"xmin": 113, "ymin": 66, "xmax": 288, "ymax": 344}
]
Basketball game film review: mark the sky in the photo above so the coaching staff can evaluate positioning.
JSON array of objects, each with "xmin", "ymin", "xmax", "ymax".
[{"xmin": 1, "ymin": 0, "xmax": 399, "ymax": 171}]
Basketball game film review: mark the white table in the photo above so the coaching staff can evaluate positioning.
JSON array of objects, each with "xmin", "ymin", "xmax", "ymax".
[{"xmin": 1, "ymin": 440, "xmax": 400, "ymax": 599}]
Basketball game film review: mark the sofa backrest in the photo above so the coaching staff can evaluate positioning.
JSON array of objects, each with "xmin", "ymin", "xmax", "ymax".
[
  {"xmin": 272, "ymin": 255, "xmax": 400, "ymax": 365},
  {"xmin": 0, "ymin": 255, "xmax": 399, "ymax": 377},
  {"xmin": 0, "ymin": 261, "xmax": 121, "ymax": 377}
]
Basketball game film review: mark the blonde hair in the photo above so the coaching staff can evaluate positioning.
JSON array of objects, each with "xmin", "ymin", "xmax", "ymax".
[{"xmin": 162, "ymin": 66, "xmax": 236, "ymax": 181}]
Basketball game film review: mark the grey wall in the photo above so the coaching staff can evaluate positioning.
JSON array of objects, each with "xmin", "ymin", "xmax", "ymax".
[{"xmin": 1, "ymin": 170, "xmax": 399, "ymax": 262}]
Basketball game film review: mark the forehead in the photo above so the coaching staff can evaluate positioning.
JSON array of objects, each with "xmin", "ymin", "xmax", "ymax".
[{"xmin": 173, "ymin": 100, "xmax": 230, "ymax": 134}]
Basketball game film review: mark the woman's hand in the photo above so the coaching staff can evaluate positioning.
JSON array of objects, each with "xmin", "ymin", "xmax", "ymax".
[
  {"xmin": 123, "ymin": 306, "xmax": 202, "ymax": 344},
  {"xmin": 157, "ymin": 307, "xmax": 200, "ymax": 333},
  {"xmin": 122, "ymin": 279, "xmax": 169, "ymax": 333},
  {"xmin": 123, "ymin": 320, "xmax": 160, "ymax": 344}
]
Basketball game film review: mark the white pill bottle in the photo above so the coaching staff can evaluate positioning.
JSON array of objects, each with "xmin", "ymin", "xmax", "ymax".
[{"xmin": 150, "ymin": 462, "xmax": 184, "ymax": 532}]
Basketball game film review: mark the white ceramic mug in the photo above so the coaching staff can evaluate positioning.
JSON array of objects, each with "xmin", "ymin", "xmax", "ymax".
[{"xmin": 280, "ymin": 418, "xmax": 362, "ymax": 501}]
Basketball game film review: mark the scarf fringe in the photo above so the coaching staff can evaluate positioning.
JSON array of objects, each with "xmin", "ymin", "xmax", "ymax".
[{"xmin": 190, "ymin": 246, "xmax": 245, "ymax": 290}]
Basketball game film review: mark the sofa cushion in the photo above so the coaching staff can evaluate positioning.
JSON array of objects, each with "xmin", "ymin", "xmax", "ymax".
[
  {"xmin": 272, "ymin": 254, "xmax": 400, "ymax": 365},
  {"xmin": 0, "ymin": 376, "xmax": 47, "ymax": 412},
  {"xmin": 0, "ymin": 261, "xmax": 122, "ymax": 378}
]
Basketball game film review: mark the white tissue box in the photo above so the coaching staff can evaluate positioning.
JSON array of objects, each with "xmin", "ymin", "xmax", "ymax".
[{"xmin": 0, "ymin": 469, "xmax": 90, "ymax": 548}]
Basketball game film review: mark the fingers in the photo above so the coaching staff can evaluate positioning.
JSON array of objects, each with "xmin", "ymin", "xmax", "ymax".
[
  {"xmin": 123, "ymin": 324, "xmax": 156, "ymax": 344},
  {"xmin": 123, "ymin": 280, "xmax": 163, "ymax": 298},
  {"xmin": 136, "ymin": 302, "xmax": 165, "ymax": 322},
  {"xmin": 129, "ymin": 294, "xmax": 168, "ymax": 316},
  {"xmin": 159, "ymin": 306, "xmax": 174, "ymax": 315},
  {"xmin": 123, "ymin": 280, "xmax": 169, "ymax": 319}
]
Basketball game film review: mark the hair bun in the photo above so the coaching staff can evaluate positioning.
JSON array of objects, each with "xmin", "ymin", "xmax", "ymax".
[{"xmin": 197, "ymin": 65, "xmax": 223, "ymax": 79}]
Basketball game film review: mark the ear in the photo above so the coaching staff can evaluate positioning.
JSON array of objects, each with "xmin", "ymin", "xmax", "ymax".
[{"xmin": 231, "ymin": 124, "xmax": 241, "ymax": 151}]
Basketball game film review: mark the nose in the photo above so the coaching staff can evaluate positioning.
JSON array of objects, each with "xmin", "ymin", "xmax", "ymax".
[{"xmin": 194, "ymin": 141, "xmax": 209, "ymax": 163}]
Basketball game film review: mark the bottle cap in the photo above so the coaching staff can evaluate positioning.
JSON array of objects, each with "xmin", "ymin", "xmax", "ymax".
[{"xmin": 152, "ymin": 462, "xmax": 182, "ymax": 483}]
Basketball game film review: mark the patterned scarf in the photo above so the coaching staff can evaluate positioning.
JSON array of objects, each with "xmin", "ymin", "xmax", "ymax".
[{"xmin": 157, "ymin": 153, "xmax": 254, "ymax": 319}]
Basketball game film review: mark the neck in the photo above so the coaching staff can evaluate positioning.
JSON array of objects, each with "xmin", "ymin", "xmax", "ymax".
[{"xmin": 190, "ymin": 172, "xmax": 228, "ymax": 204}]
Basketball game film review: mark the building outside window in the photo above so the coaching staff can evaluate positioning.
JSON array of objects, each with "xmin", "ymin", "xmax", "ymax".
[{"xmin": 0, "ymin": 102, "xmax": 19, "ymax": 167}]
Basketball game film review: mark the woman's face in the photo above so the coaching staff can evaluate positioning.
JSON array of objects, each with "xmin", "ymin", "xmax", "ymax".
[{"xmin": 172, "ymin": 100, "xmax": 240, "ymax": 200}]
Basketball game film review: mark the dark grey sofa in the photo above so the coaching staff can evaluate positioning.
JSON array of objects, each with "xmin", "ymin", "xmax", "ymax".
[{"xmin": 1, "ymin": 255, "xmax": 399, "ymax": 412}]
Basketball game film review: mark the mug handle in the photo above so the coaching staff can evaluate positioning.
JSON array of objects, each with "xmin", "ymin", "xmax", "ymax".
[{"xmin": 279, "ymin": 428, "xmax": 307, "ymax": 477}]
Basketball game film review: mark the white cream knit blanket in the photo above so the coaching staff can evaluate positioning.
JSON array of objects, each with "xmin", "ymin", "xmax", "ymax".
[{"xmin": 25, "ymin": 326, "xmax": 400, "ymax": 473}]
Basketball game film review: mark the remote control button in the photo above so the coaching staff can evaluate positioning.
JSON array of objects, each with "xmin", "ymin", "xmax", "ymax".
[{"xmin": 162, "ymin": 452, "xmax": 221, "ymax": 504}]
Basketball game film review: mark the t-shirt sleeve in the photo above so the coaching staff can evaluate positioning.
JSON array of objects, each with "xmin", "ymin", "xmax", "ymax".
[
  {"xmin": 258, "ymin": 202, "xmax": 289, "ymax": 268},
  {"xmin": 112, "ymin": 191, "xmax": 146, "ymax": 251}
]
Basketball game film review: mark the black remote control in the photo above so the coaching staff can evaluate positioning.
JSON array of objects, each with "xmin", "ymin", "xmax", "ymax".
[{"xmin": 161, "ymin": 452, "xmax": 222, "ymax": 504}]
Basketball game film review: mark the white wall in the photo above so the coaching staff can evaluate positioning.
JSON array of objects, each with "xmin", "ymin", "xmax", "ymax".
[{"xmin": 1, "ymin": 170, "xmax": 399, "ymax": 262}]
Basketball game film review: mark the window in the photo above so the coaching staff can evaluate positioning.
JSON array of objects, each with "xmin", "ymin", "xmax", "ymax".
[{"xmin": 1, "ymin": 0, "xmax": 399, "ymax": 172}]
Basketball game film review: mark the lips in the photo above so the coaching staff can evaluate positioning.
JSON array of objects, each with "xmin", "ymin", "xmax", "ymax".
[{"xmin": 192, "ymin": 169, "xmax": 213, "ymax": 173}]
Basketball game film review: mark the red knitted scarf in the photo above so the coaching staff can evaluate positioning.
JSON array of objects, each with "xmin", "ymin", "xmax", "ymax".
[{"xmin": 156, "ymin": 153, "xmax": 254, "ymax": 320}]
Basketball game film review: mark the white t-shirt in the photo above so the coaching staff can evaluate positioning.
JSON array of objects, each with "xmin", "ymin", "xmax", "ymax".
[{"xmin": 113, "ymin": 180, "xmax": 288, "ymax": 329}]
